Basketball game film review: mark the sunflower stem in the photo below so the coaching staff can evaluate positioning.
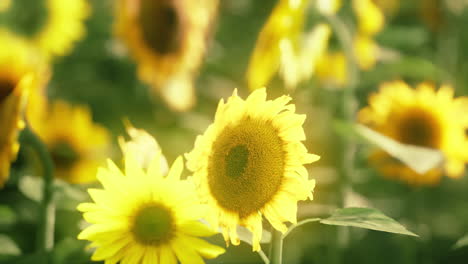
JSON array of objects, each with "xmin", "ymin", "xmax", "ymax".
[
  {"xmin": 258, "ymin": 249, "xmax": 271, "ymax": 264},
  {"xmin": 324, "ymin": 14, "xmax": 360, "ymax": 264},
  {"xmin": 269, "ymin": 229, "xmax": 283, "ymax": 264},
  {"xmin": 20, "ymin": 127, "xmax": 55, "ymax": 257}
]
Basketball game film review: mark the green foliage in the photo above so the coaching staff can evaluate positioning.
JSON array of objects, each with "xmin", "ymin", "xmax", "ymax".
[{"xmin": 320, "ymin": 207, "xmax": 418, "ymax": 237}]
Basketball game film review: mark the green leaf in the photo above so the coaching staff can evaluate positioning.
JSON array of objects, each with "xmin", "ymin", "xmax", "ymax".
[
  {"xmin": 0, "ymin": 205, "xmax": 16, "ymax": 227},
  {"xmin": 54, "ymin": 180, "xmax": 89, "ymax": 211},
  {"xmin": 355, "ymin": 124, "xmax": 443, "ymax": 174},
  {"xmin": 454, "ymin": 234, "xmax": 468, "ymax": 249},
  {"xmin": 18, "ymin": 175, "xmax": 43, "ymax": 202},
  {"xmin": 0, "ymin": 234, "xmax": 21, "ymax": 256},
  {"xmin": 320, "ymin": 207, "xmax": 418, "ymax": 237}
]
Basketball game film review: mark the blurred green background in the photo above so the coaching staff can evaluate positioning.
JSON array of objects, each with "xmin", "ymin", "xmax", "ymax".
[{"xmin": 1, "ymin": 0, "xmax": 468, "ymax": 263}]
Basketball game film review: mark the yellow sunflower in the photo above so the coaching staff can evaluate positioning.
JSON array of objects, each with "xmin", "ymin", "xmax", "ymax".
[
  {"xmin": 0, "ymin": 0, "xmax": 90, "ymax": 59},
  {"xmin": 186, "ymin": 88, "xmax": 319, "ymax": 251},
  {"xmin": 0, "ymin": 30, "xmax": 41, "ymax": 186},
  {"xmin": 115, "ymin": 0, "xmax": 218, "ymax": 111},
  {"xmin": 359, "ymin": 81, "xmax": 468, "ymax": 185},
  {"xmin": 33, "ymin": 100, "xmax": 111, "ymax": 184},
  {"xmin": 118, "ymin": 122, "xmax": 168, "ymax": 173},
  {"xmin": 78, "ymin": 149, "xmax": 225, "ymax": 263},
  {"xmin": 246, "ymin": 0, "xmax": 332, "ymax": 90},
  {"xmin": 316, "ymin": 0, "xmax": 384, "ymax": 86}
]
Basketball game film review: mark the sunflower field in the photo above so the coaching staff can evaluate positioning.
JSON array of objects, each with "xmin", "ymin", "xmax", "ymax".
[{"xmin": 1, "ymin": 0, "xmax": 468, "ymax": 263}]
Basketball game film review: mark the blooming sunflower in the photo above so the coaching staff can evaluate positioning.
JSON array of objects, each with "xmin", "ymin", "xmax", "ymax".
[
  {"xmin": 0, "ymin": 30, "xmax": 41, "ymax": 186},
  {"xmin": 359, "ymin": 81, "xmax": 468, "ymax": 185},
  {"xmin": 115, "ymin": 0, "xmax": 218, "ymax": 111},
  {"xmin": 0, "ymin": 0, "xmax": 90, "ymax": 59},
  {"xmin": 186, "ymin": 88, "xmax": 319, "ymax": 251},
  {"xmin": 33, "ymin": 100, "xmax": 111, "ymax": 184},
  {"xmin": 78, "ymin": 149, "xmax": 225, "ymax": 263},
  {"xmin": 246, "ymin": 0, "xmax": 332, "ymax": 90}
]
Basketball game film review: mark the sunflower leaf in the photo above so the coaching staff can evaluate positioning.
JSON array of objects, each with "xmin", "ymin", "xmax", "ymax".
[
  {"xmin": 0, "ymin": 234, "xmax": 21, "ymax": 256},
  {"xmin": 0, "ymin": 205, "xmax": 16, "ymax": 228},
  {"xmin": 355, "ymin": 124, "xmax": 444, "ymax": 174},
  {"xmin": 453, "ymin": 234, "xmax": 468, "ymax": 249},
  {"xmin": 18, "ymin": 175, "xmax": 43, "ymax": 202},
  {"xmin": 320, "ymin": 207, "xmax": 418, "ymax": 237},
  {"xmin": 54, "ymin": 180, "xmax": 89, "ymax": 210}
]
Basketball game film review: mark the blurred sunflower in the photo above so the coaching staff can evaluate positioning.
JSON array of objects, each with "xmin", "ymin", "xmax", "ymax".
[
  {"xmin": 0, "ymin": 0, "xmax": 90, "ymax": 59},
  {"xmin": 33, "ymin": 100, "xmax": 111, "ymax": 184},
  {"xmin": 0, "ymin": 30, "xmax": 42, "ymax": 187},
  {"xmin": 186, "ymin": 88, "xmax": 319, "ymax": 251},
  {"xmin": 359, "ymin": 81, "xmax": 468, "ymax": 185},
  {"xmin": 118, "ymin": 122, "xmax": 168, "ymax": 173},
  {"xmin": 316, "ymin": 0, "xmax": 384, "ymax": 86},
  {"xmin": 246, "ymin": 0, "xmax": 332, "ymax": 90},
  {"xmin": 115, "ymin": 0, "xmax": 218, "ymax": 111},
  {"xmin": 78, "ymin": 150, "xmax": 225, "ymax": 263}
]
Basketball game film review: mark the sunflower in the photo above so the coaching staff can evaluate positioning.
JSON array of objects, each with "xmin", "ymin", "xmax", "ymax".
[
  {"xmin": 33, "ymin": 100, "xmax": 111, "ymax": 184},
  {"xmin": 115, "ymin": 0, "xmax": 218, "ymax": 111},
  {"xmin": 315, "ymin": 51, "xmax": 347, "ymax": 87},
  {"xmin": 186, "ymin": 88, "xmax": 319, "ymax": 251},
  {"xmin": 0, "ymin": 0, "xmax": 90, "ymax": 59},
  {"xmin": 246, "ymin": 0, "xmax": 332, "ymax": 90},
  {"xmin": 118, "ymin": 122, "xmax": 168, "ymax": 173},
  {"xmin": 359, "ymin": 81, "xmax": 468, "ymax": 185},
  {"xmin": 0, "ymin": 30, "xmax": 41, "ymax": 186},
  {"xmin": 316, "ymin": 0, "xmax": 384, "ymax": 86},
  {"xmin": 78, "ymin": 149, "xmax": 225, "ymax": 263}
]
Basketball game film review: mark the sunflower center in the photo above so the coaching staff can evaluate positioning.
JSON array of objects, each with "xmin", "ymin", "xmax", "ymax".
[
  {"xmin": 208, "ymin": 117, "xmax": 285, "ymax": 218},
  {"xmin": 132, "ymin": 204, "xmax": 174, "ymax": 245},
  {"xmin": 225, "ymin": 145, "xmax": 249, "ymax": 179},
  {"xmin": 138, "ymin": 0, "xmax": 181, "ymax": 55},
  {"xmin": 396, "ymin": 107, "xmax": 441, "ymax": 148},
  {"xmin": 50, "ymin": 141, "xmax": 80, "ymax": 170},
  {"xmin": 0, "ymin": 0, "xmax": 48, "ymax": 37},
  {"xmin": 0, "ymin": 78, "xmax": 15, "ymax": 103}
]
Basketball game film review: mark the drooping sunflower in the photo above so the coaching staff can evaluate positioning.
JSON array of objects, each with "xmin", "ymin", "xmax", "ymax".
[
  {"xmin": 359, "ymin": 81, "xmax": 468, "ymax": 185},
  {"xmin": 186, "ymin": 88, "xmax": 320, "ymax": 251},
  {"xmin": 0, "ymin": 0, "xmax": 90, "ymax": 59},
  {"xmin": 78, "ymin": 150, "xmax": 225, "ymax": 263},
  {"xmin": 115, "ymin": 0, "xmax": 218, "ymax": 111},
  {"xmin": 33, "ymin": 100, "xmax": 111, "ymax": 184},
  {"xmin": 0, "ymin": 30, "xmax": 42, "ymax": 186},
  {"xmin": 246, "ymin": 0, "xmax": 332, "ymax": 90},
  {"xmin": 316, "ymin": 0, "xmax": 384, "ymax": 86}
]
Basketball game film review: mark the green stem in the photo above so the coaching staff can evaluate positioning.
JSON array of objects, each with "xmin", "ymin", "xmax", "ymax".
[
  {"xmin": 20, "ymin": 127, "xmax": 55, "ymax": 254},
  {"xmin": 269, "ymin": 230, "xmax": 283, "ymax": 264},
  {"xmin": 323, "ymin": 14, "xmax": 360, "ymax": 264},
  {"xmin": 258, "ymin": 249, "xmax": 270, "ymax": 264},
  {"xmin": 283, "ymin": 218, "xmax": 321, "ymax": 238}
]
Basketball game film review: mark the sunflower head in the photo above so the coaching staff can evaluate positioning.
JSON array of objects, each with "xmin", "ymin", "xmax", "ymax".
[
  {"xmin": 33, "ymin": 100, "xmax": 111, "ymax": 184},
  {"xmin": 359, "ymin": 81, "xmax": 468, "ymax": 185},
  {"xmin": 118, "ymin": 121, "xmax": 168, "ymax": 173},
  {"xmin": 0, "ymin": 0, "xmax": 90, "ymax": 59},
  {"xmin": 353, "ymin": 0, "xmax": 385, "ymax": 35},
  {"xmin": 0, "ymin": 30, "xmax": 42, "ymax": 186},
  {"xmin": 246, "ymin": 0, "xmax": 309, "ymax": 90},
  {"xmin": 186, "ymin": 88, "xmax": 319, "ymax": 251},
  {"xmin": 316, "ymin": 51, "xmax": 347, "ymax": 87},
  {"xmin": 78, "ymin": 148, "xmax": 225, "ymax": 263},
  {"xmin": 115, "ymin": 0, "xmax": 218, "ymax": 111}
]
